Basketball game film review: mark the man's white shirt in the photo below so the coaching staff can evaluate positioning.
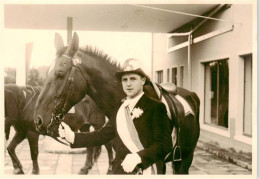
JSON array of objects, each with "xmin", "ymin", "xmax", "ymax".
[{"xmin": 124, "ymin": 92, "xmax": 144, "ymax": 116}]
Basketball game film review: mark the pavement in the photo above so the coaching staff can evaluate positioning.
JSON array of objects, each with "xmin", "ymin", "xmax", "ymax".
[{"xmin": 4, "ymin": 134, "xmax": 252, "ymax": 175}]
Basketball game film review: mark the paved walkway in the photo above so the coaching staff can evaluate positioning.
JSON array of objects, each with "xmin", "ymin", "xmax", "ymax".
[{"xmin": 4, "ymin": 135, "xmax": 252, "ymax": 175}]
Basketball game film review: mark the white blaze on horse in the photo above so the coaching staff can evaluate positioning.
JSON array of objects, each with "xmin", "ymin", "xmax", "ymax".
[{"xmin": 34, "ymin": 32, "xmax": 200, "ymax": 174}]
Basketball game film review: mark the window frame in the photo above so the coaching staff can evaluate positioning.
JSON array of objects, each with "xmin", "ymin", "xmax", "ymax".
[
  {"xmin": 203, "ymin": 59, "xmax": 229, "ymax": 129},
  {"xmin": 199, "ymin": 55, "xmax": 231, "ymax": 138},
  {"xmin": 234, "ymin": 51, "xmax": 252, "ymax": 145},
  {"xmin": 156, "ymin": 70, "xmax": 163, "ymax": 84},
  {"xmin": 179, "ymin": 65, "xmax": 184, "ymax": 87},
  {"xmin": 171, "ymin": 66, "xmax": 178, "ymax": 85}
]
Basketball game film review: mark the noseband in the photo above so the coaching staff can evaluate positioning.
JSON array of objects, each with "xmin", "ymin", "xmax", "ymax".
[{"xmin": 46, "ymin": 52, "xmax": 81, "ymax": 134}]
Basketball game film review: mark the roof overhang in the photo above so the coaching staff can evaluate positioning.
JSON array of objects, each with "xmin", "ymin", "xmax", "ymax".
[{"xmin": 4, "ymin": 4, "xmax": 219, "ymax": 33}]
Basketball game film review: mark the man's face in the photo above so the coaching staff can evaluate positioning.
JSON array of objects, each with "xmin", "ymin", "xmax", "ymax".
[{"xmin": 121, "ymin": 73, "xmax": 146, "ymax": 99}]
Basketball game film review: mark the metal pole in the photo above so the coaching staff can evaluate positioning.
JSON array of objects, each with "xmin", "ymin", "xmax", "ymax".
[
  {"xmin": 67, "ymin": 17, "xmax": 73, "ymax": 44},
  {"xmin": 187, "ymin": 34, "xmax": 191, "ymax": 90}
]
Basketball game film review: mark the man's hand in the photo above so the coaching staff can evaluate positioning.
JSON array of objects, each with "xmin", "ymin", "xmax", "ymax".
[
  {"xmin": 121, "ymin": 153, "xmax": 141, "ymax": 173},
  {"xmin": 58, "ymin": 122, "xmax": 75, "ymax": 144}
]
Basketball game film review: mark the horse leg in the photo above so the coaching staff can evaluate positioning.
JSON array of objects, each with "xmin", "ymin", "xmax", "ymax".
[
  {"xmin": 78, "ymin": 123, "xmax": 93, "ymax": 174},
  {"xmin": 27, "ymin": 131, "xmax": 40, "ymax": 174},
  {"xmin": 7, "ymin": 132, "xmax": 26, "ymax": 174},
  {"xmin": 79, "ymin": 147, "xmax": 94, "ymax": 174},
  {"xmin": 104, "ymin": 142, "xmax": 114, "ymax": 174}
]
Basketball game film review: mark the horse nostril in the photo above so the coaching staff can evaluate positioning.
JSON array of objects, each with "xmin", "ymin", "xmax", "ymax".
[
  {"xmin": 37, "ymin": 115, "xmax": 43, "ymax": 127},
  {"xmin": 47, "ymin": 130, "xmax": 52, "ymax": 135}
]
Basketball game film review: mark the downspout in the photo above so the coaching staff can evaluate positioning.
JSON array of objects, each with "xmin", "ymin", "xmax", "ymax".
[
  {"xmin": 151, "ymin": 33, "xmax": 154, "ymax": 81},
  {"xmin": 190, "ymin": 4, "xmax": 227, "ymax": 34},
  {"xmin": 169, "ymin": 4, "xmax": 227, "ymax": 90},
  {"xmin": 187, "ymin": 33, "xmax": 192, "ymax": 90},
  {"xmin": 187, "ymin": 4, "xmax": 226, "ymax": 90}
]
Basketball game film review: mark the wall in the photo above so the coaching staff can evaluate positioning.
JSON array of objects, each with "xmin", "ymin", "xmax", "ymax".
[{"xmin": 151, "ymin": 4, "xmax": 254, "ymax": 154}]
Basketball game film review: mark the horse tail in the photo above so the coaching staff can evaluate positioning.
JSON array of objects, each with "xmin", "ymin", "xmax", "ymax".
[
  {"xmin": 5, "ymin": 125, "xmax": 11, "ymax": 141},
  {"xmin": 5, "ymin": 119, "xmax": 13, "ymax": 141},
  {"xmin": 92, "ymin": 145, "xmax": 102, "ymax": 163}
]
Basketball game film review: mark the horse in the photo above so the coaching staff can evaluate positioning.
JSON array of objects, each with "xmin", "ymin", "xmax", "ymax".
[
  {"xmin": 5, "ymin": 84, "xmax": 41, "ymax": 174},
  {"xmin": 34, "ymin": 32, "xmax": 200, "ymax": 174},
  {"xmin": 4, "ymin": 84, "xmax": 114, "ymax": 174}
]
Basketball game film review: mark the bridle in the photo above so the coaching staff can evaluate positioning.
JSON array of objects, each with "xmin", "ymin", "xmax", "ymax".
[
  {"xmin": 45, "ymin": 49, "xmax": 119, "ymax": 135},
  {"xmin": 46, "ymin": 52, "xmax": 82, "ymax": 135}
]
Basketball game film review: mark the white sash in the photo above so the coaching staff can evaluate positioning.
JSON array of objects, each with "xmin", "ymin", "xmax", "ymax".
[
  {"xmin": 116, "ymin": 102, "xmax": 156, "ymax": 174},
  {"xmin": 117, "ymin": 104, "xmax": 140, "ymax": 153}
]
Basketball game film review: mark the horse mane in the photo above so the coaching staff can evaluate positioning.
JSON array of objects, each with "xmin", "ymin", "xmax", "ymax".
[
  {"xmin": 79, "ymin": 45, "xmax": 121, "ymax": 70},
  {"xmin": 5, "ymin": 84, "xmax": 42, "ymax": 97},
  {"xmin": 56, "ymin": 45, "xmax": 122, "ymax": 71},
  {"xmin": 5, "ymin": 84, "xmax": 21, "ymax": 95}
]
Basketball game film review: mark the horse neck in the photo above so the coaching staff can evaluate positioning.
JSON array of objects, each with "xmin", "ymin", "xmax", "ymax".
[{"xmin": 81, "ymin": 55, "xmax": 125, "ymax": 119}]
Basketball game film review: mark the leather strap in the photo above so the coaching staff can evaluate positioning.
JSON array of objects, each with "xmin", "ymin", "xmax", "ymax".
[{"xmin": 155, "ymin": 84, "xmax": 184, "ymax": 162}]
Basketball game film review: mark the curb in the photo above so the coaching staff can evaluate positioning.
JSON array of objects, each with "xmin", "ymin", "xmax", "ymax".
[
  {"xmin": 44, "ymin": 149, "xmax": 87, "ymax": 154},
  {"xmin": 196, "ymin": 140, "xmax": 252, "ymax": 171}
]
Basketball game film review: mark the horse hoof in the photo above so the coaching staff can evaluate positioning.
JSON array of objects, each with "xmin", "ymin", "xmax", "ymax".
[
  {"xmin": 79, "ymin": 168, "xmax": 89, "ymax": 175},
  {"xmin": 108, "ymin": 165, "xmax": 113, "ymax": 171},
  {"xmin": 106, "ymin": 170, "xmax": 113, "ymax": 175},
  {"xmin": 32, "ymin": 170, "xmax": 39, "ymax": 175},
  {"xmin": 13, "ymin": 168, "xmax": 24, "ymax": 175}
]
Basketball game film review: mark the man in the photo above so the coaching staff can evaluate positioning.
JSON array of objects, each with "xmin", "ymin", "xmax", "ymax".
[{"xmin": 59, "ymin": 58, "xmax": 172, "ymax": 174}]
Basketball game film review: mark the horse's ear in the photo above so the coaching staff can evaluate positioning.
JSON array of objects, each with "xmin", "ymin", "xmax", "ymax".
[
  {"xmin": 69, "ymin": 32, "xmax": 79, "ymax": 54},
  {"xmin": 54, "ymin": 33, "xmax": 64, "ymax": 52}
]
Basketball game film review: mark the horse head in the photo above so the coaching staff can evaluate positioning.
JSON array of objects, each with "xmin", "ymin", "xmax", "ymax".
[
  {"xmin": 35, "ymin": 32, "xmax": 126, "ymax": 136},
  {"xmin": 34, "ymin": 33, "xmax": 88, "ymax": 136}
]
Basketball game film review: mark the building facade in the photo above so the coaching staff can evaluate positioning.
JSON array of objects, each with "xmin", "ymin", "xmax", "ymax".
[{"xmin": 151, "ymin": 4, "xmax": 255, "ymax": 156}]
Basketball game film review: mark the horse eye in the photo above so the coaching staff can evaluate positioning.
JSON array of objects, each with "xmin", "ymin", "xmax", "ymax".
[{"xmin": 55, "ymin": 71, "xmax": 65, "ymax": 78}]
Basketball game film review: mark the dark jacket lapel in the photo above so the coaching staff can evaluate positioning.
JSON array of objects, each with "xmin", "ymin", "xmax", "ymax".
[
  {"xmin": 131, "ymin": 94, "xmax": 151, "ymax": 124},
  {"xmin": 132, "ymin": 94, "xmax": 150, "ymax": 112}
]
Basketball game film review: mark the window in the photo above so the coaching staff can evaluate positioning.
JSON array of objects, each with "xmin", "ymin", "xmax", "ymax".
[
  {"xmin": 243, "ymin": 54, "xmax": 252, "ymax": 136},
  {"xmin": 156, "ymin": 70, "xmax": 163, "ymax": 84},
  {"xmin": 180, "ymin": 66, "xmax": 184, "ymax": 87},
  {"xmin": 172, "ymin": 67, "xmax": 177, "ymax": 85},
  {"xmin": 204, "ymin": 59, "xmax": 229, "ymax": 128},
  {"xmin": 167, "ymin": 69, "xmax": 170, "ymax": 82}
]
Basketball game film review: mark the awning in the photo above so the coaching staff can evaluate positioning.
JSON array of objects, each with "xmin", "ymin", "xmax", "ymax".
[{"xmin": 5, "ymin": 4, "xmax": 219, "ymax": 33}]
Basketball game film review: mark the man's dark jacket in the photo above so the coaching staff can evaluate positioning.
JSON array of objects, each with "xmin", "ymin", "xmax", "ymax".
[{"xmin": 71, "ymin": 94, "xmax": 172, "ymax": 174}]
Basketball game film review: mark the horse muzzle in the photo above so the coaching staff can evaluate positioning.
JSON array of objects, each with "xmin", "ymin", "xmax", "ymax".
[
  {"xmin": 35, "ymin": 125, "xmax": 47, "ymax": 135},
  {"xmin": 35, "ymin": 115, "xmax": 48, "ymax": 135},
  {"xmin": 35, "ymin": 115, "xmax": 43, "ymax": 127}
]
